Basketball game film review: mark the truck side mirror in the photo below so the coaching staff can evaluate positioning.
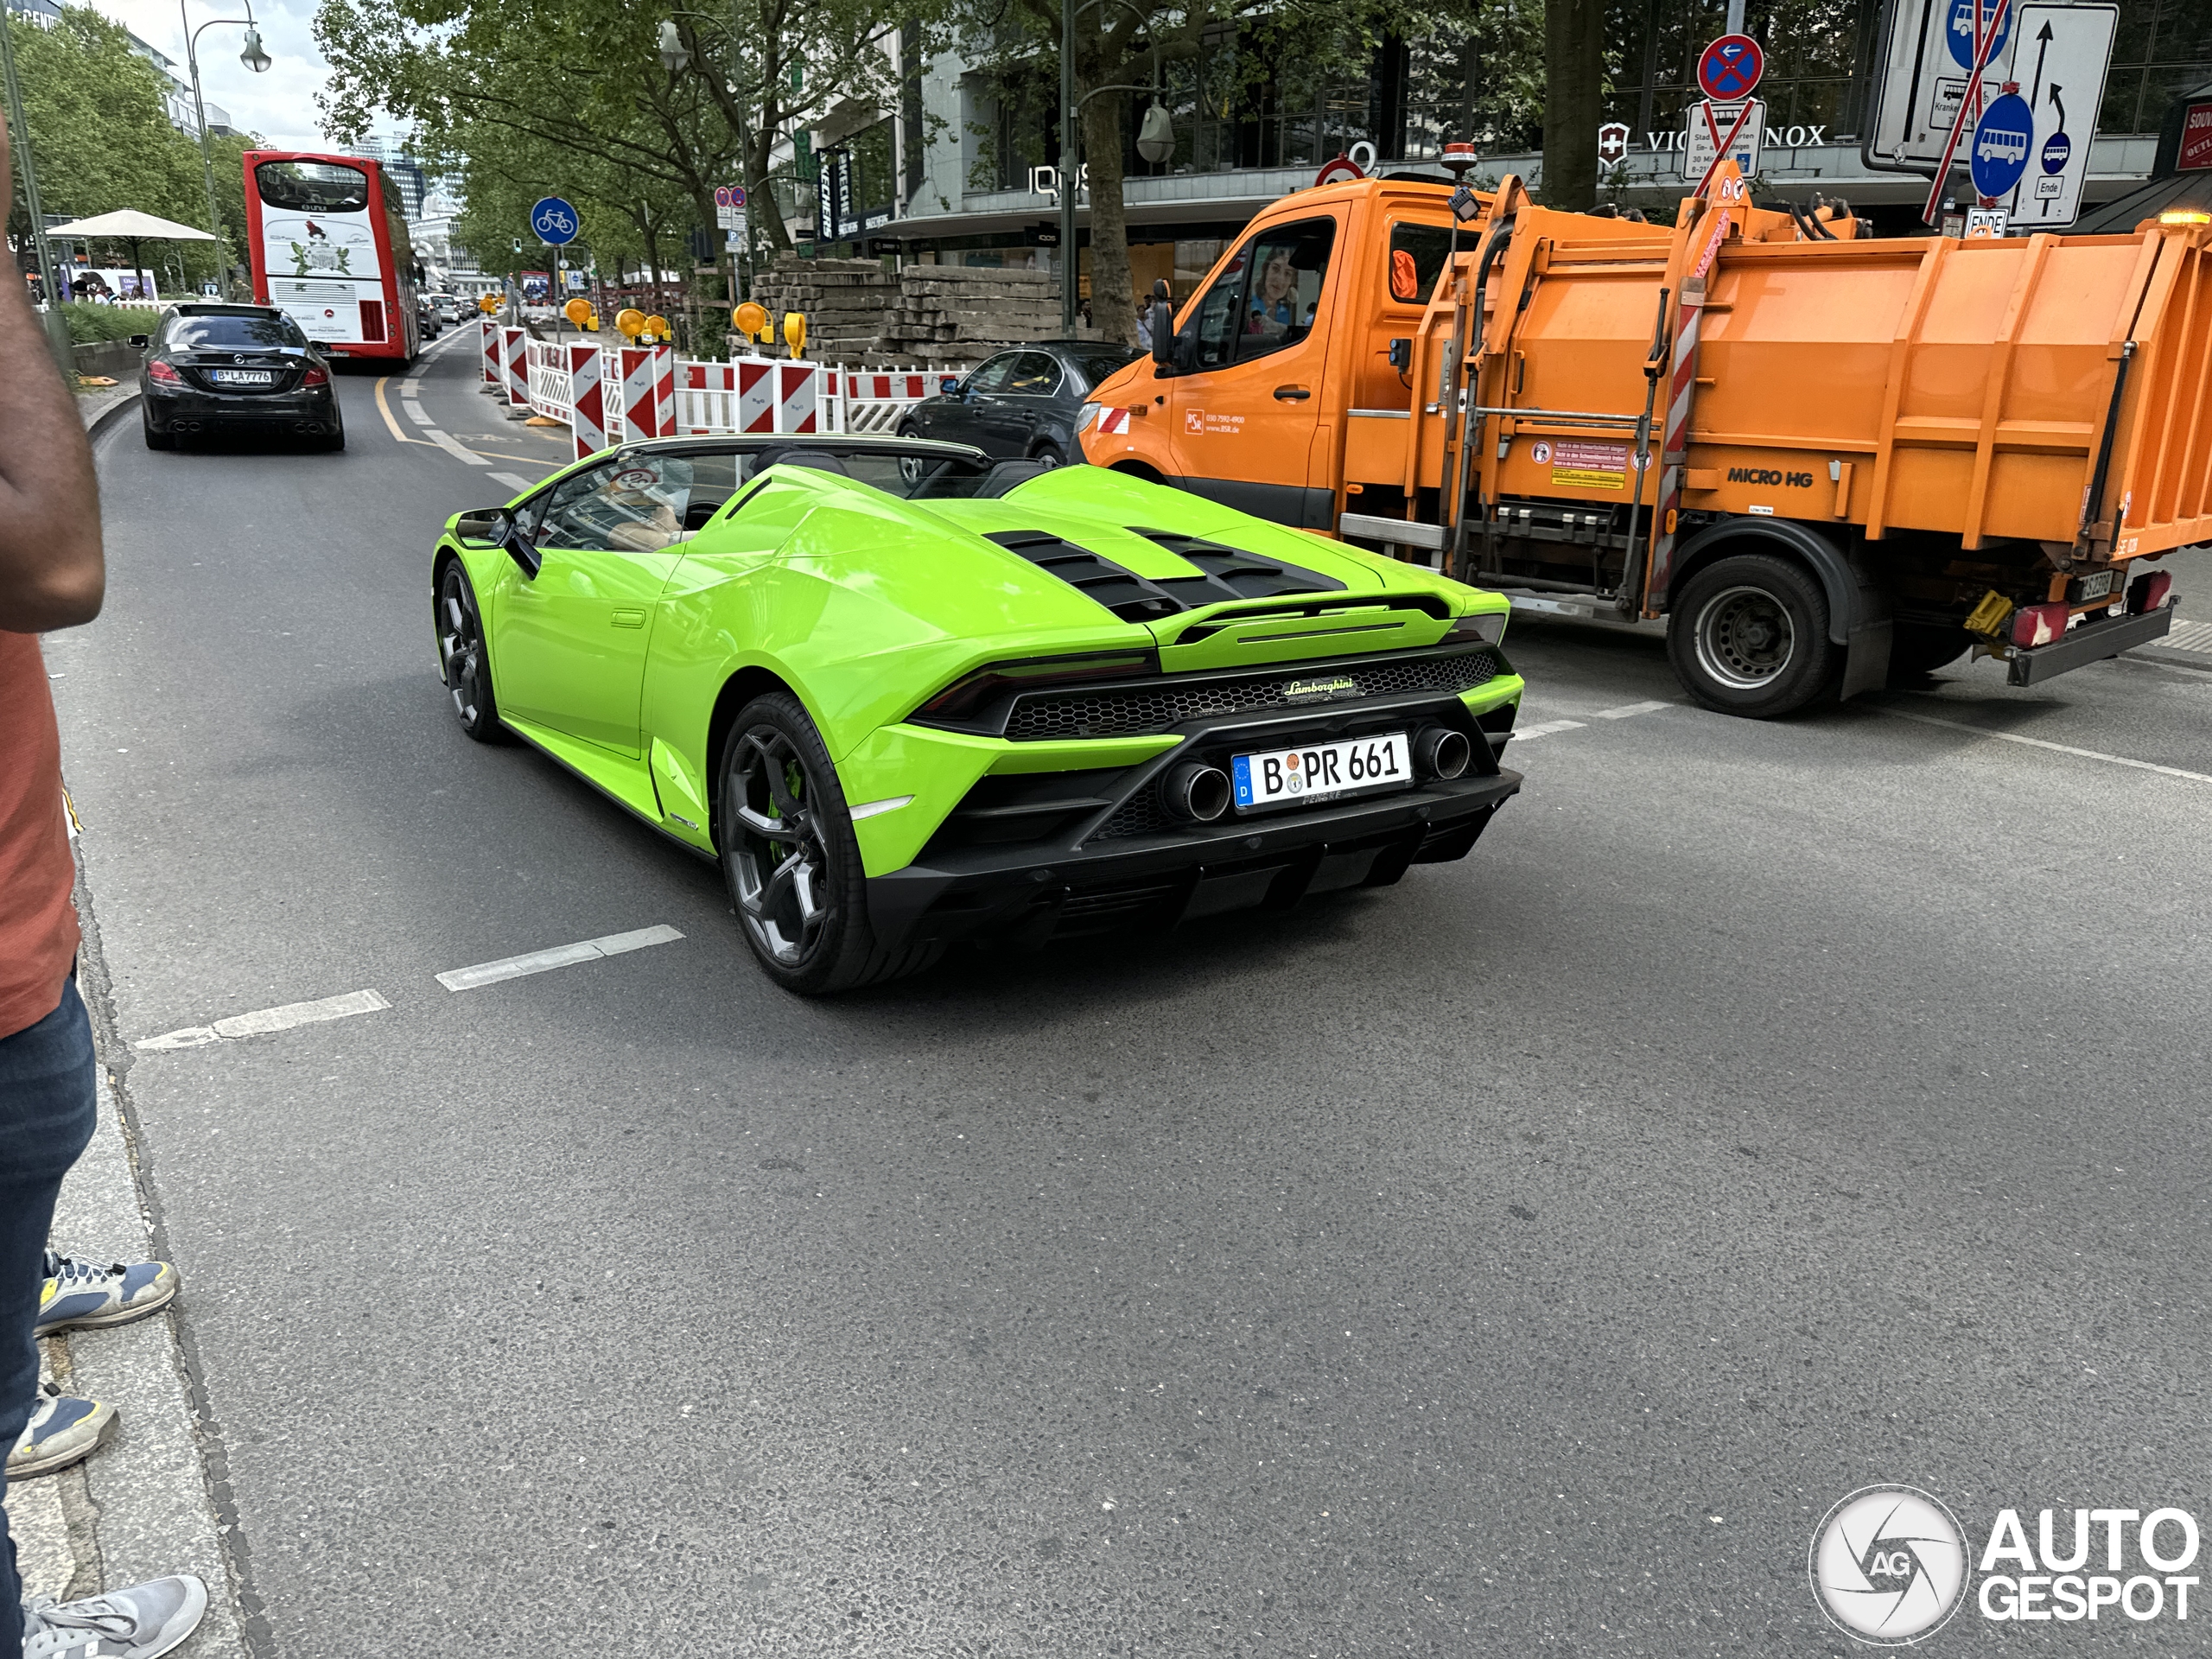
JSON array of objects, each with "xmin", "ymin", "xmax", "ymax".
[{"xmin": 1148, "ymin": 278, "xmax": 1174, "ymax": 370}]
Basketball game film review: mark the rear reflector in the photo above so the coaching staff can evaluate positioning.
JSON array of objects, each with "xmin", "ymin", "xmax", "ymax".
[
  {"xmin": 2129, "ymin": 570, "xmax": 2173, "ymax": 614},
  {"xmin": 2011, "ymin": 601, "xmax": 2069, "ymax": 648}
]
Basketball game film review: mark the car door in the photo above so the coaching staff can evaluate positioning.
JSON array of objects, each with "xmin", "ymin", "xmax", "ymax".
[
  {"xmin": 1164, "ymin": 214, "xmax": 1343, "ymax": 528},
  {"xmin": 931, "ymin": 353, "xmax": 1019, "ymax": 454},
  {"xmin": 490, "ymin": 452, "xmax": 709, "ymax": 756}
]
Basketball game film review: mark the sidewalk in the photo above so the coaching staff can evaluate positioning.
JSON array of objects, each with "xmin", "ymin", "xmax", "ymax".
[{"xmin": 3, "ymin": 379, "xmax": 250, "ymax": 1656}]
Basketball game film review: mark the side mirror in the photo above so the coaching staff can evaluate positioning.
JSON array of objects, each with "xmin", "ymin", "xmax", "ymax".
[
  {"xmin": 454, "ymin": 507, "xmax": 512, "ymax": 546},
  {"xmin": 128, "ymin": 334, "xmax": 149, "ymax": 349},
  {"xmin": 1148, "ymin": 279, "xmax": 1174, "ymax": 369}
]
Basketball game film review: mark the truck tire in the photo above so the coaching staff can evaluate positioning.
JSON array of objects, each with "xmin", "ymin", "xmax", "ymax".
[
  {"xmin": 1666, "ymin": 551, "xmax": 1839, "ymax": 719},
  {"xmin": 1887, "ymin": 621, "xmax": 1972, "ymax": 682}
]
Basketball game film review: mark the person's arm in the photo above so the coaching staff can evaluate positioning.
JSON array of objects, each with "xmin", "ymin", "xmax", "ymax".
[{"xmin": 0, "ymin": 113, "xmax": 104, "ymax": 632}]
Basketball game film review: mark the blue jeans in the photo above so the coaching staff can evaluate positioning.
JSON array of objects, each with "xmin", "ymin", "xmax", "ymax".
[{"xmin": 0, "ymin": 979, "xmax": 98, "ymax": 1644}]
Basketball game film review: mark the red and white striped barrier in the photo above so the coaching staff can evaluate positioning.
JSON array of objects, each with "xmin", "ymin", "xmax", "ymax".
[
  {"xmin": 502, "ymin": 327, "xmax": 529, "ymax": 408},
  {"xmin": 480, "ymin": 318, "xmax": 500, "ymax": 386},
  {"xmin": 517, "ymin": 345, "xmax": 960, "ymax": 448},
  {"xmin": 567, "ymin": 343, "xmax": 605, "ymax": 459},
  {"xmin": 613, "ymin": 346, "xmax": 676, "ymax": 442}
]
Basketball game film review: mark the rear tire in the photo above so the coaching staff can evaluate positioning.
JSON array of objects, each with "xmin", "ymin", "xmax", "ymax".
[
  {"xmin": 142, "ymin": 411, "xmax": 175, "ymax": 450},
  {"xmin": 1032, "ymin": 442, "xmax": 1065, "ymax": 467},
  {"xmin": 1887, "ymin": 621, "xmax": 1972, "ymax": 682},
  {"xmin": 1666, "ymin": 551, "xmax": 1839, "ymax": 719},
  {"xmin": 435, "ymin": 561, "xmax": 505, "ymax": 742},
  {"xmin": 718, "ymin": 693, "xmax": 941, "ymax": 995}
]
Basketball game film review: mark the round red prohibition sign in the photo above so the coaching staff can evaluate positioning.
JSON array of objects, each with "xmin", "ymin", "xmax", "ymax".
[{"xmin": 1697, "ymin": 33, "xmax": 1764, "ymax": 101}]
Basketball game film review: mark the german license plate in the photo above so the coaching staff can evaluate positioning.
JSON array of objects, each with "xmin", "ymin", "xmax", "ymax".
[
  {"xmin": 210, "ymin": 369, "xmax": 274, "ymax": 385},
  {"xmin": 1231, "ymin": 730, "xmax": 1410, "ymax": 811}
]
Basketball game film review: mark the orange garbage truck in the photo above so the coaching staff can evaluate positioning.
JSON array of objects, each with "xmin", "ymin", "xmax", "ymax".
[{"xmin": 1078, "ymin": 162, "xmax": 2212, "ymax": 716}]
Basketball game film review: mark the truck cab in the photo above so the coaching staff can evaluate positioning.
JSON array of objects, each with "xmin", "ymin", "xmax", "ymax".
[{"xmin": 1084, "ymin": 179, "xmax": 1458, "ymax": 530}]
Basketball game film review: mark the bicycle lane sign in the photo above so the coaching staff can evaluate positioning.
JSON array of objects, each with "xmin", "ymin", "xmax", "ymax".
[{"xmin": 531, "ymin": 197, "xmax": 580, "ymax": 245}]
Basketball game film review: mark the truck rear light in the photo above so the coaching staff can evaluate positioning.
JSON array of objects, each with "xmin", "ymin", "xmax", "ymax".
[
  {"xmin": 2010, "ymin": 601, "xmax": 2069, "ymax": 648},
  {"xmin": 2128, "ymin": 570, "xmax": 2173, "ymax": 614}
]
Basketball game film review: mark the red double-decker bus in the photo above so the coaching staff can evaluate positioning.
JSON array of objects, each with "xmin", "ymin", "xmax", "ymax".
[{"xmin": 243, "ymin": 149, "xmax": 421, "ymax": 363}]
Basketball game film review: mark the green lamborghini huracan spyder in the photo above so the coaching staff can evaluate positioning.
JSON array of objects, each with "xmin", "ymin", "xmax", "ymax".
[{"xmin": 431, "ymin": 435, "xmax": 1526, "ymax": 993}]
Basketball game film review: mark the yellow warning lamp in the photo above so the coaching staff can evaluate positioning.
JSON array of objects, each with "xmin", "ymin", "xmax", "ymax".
[
  {"xmin": 2159, "ymin": 210, "xmax": 2211, "ymax": 226},
  {"xmin": 563, "ymin": 296, "xmax": 592, "ymax": 327},
  {"xmin": 477, "ymin": 294, "xmax": 500, "ymax": 315},
  {"xmin": 615, "ymin": 308, "xmax": 646, "ymax": 340},
  {"xmin": 781, "ymin": 310, "xmax": 806, "ymax": 359},
  {"xmin": 733, "ymin": 300, "xmax": 768, "ymax": 340},
  {"xmin": 645, "ymin": 315, "xmax": 672, "ymax": 345}
]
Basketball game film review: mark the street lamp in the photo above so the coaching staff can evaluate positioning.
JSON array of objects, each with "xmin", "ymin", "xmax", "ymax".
[
  {"xmin": 181, "ymin": 0, "xmax": 270, "ymax": 298},
  {"xmin": 655, "ymin": 20, "xmax": 690, "ymax": 73}
]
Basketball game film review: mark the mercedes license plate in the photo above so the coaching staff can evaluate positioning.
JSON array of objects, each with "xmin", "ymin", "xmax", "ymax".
[
  {"xmin": 1232, "ymin": 730, "xmax": 1410, "ymax": 812},
  {"xmin": 211, "ymin": 368, "xmax": 274, "ymax": 385}
]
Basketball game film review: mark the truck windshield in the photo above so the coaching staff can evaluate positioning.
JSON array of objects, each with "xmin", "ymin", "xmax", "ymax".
[{"xmin": 255, "ymin": 160, "xmax": 371, "ymax": 213}]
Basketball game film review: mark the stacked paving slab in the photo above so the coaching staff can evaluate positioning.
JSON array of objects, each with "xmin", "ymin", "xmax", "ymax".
[{"xmin": 745, "ymin": 256, "xmax": 1069, "ymax": 367}]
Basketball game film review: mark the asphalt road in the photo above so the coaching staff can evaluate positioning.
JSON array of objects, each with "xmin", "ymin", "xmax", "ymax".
[{"xmin": 44, "ymin": 334, "xmax": 2212, "ymax": 1657}]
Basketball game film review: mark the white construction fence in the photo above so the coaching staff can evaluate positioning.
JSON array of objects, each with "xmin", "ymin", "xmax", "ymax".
[{"xmin": 485, "ymin": 321, "xmax": 961, "ymax": 461}]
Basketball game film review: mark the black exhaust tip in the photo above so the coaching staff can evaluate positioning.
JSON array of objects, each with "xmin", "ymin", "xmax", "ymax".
[
  {"xmin": 1414, "ymin": 726, "xmax": 1471, "ymax": 780},
  {"xmin": 1163, "ymin": 762, "xmax": 1231, "ymax": 823}
]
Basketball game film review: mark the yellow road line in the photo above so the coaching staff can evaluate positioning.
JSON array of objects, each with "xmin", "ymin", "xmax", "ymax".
[{"xmin": 373, "ymin": 377, "xmax": 433, "ymax": 446}]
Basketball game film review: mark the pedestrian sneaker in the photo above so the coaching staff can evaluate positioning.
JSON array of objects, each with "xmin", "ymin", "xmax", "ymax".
[
  {"xmin": 37, "ymin": 1249, "xmax": 178, "ymax": 1337},
  {"xmin": 21, "ymin": 1575, "xmax": 208, "ymax": 1659},
  {"xmin": 8, "ymin": 1383, "xmax": 118, "ymax": 1480}
]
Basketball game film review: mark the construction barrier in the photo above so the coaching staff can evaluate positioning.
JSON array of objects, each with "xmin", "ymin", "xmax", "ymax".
[
  {"xmin": 501, "ymin": 327, "xmax": 529, "ymax": 408},
  {"xmin": 567, "ymin": 343, "xmax": 605, "ymax": 460},
  {"xmin": 515, "ymin": 346, "xmax": 960, "ymax": 454},
  {"xmin": 480, "ymin": 318, "xmax": 500, "ymax": 386}
]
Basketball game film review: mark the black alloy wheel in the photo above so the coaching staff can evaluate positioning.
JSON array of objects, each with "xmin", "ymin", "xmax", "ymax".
[
  {"xmin": 1666, "ymin": 551, "xmax": 1839, "ymax": 719},
  {"xmin": 717, "ymin": 693, "xmax": 939, "ymax": 995},
  {"xmin": 435, "ymin": 562, "xmax": 503, "ymax": 742},
  {"xmin": 1032, "ymin": 442, "xmax": 1065, "ymax": 467}
]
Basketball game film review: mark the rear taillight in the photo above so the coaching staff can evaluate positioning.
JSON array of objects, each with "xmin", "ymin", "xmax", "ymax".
[
  {"xmin": 146, "ymin": 359, "xmax": 181, "ymax": 383},
  {"xmin": 2129, "ymin": 570, "xmax": 2173, "ymax": 614},
  {"xmin": 2010, "ymin": 601, "xmax": 2069, "ymax": 648},
  {"xmin": 301, "ymin": 364, "xmax": 328, "ymax": 386}
]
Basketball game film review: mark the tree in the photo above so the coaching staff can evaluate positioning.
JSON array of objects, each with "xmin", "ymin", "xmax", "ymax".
[
  {"xmin": 1541, "ymin": 0, "xmax": 1605, "ymax": 209},
  {"xmin": 4, "ymin": 8, "xmax": 222, "ymax": 284}
]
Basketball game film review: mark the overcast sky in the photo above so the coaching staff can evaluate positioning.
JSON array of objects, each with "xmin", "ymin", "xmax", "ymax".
[{"xmin": 91, "ymin": 0, "xmax": 397, "ymax": 152}]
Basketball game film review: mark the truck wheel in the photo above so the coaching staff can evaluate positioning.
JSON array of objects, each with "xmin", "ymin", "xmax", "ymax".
[
  {"xmin": 1666, "ymin": 552, "xmax": 1838, "ymax": 719},
  {"xmin": 1887, "ymin": 621, "xmax": 1972, "ymax": 682}
]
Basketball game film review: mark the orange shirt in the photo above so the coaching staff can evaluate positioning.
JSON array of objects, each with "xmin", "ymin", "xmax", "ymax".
[{"xmin": 0, "ymin": 629, "xmax": 79, "ymax": 1039}]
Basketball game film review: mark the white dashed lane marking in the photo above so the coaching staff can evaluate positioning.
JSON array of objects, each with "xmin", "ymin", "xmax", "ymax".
[
  {"xmin": 435, "ymin": 925, "xmax": 685, "ymax": 992},
  {"xmin": 422, "ymin": 425, "xmax": 492, "ymax": 467},
  {"xmin": 404, "ymin": 402, "xmax": 436, "ymax": 426},
  {"xmin": 1875, "ymin": 707, "xmax": 2212, "ymax": 785},
  {"xmin": 487, "ymin": 471, "xmax": 537, "ymax": 492},
  {"xmin": 1513, "ymin": 702, "xmax": 1671, "ymax": 741},
  {"xmin": 137, "ymin": 989, "xmax": 390, "ymax": 1051}
]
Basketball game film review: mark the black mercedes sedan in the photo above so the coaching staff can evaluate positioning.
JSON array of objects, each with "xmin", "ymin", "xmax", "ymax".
[
  {"xmin": 139, "ymin": 303, "xmax": 344, "ymax": 451},
  {"xmin": 899, "ymin": 340, "xmax": 1142, "ymax": 465}
]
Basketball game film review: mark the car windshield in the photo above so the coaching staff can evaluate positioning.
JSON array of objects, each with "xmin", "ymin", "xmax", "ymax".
[
  {"xmin": 167, "ymin": 315, "xmax": 308, "ymax": 350},
  {"xmin": 731, "ymin": 445, "xmax": 1021, "ymax": 501}
]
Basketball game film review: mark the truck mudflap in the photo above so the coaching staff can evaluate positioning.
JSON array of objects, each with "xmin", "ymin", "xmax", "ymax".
[{"xmin": 2004, "ymin": 604, "xmax": 2177, "ymax": 686}]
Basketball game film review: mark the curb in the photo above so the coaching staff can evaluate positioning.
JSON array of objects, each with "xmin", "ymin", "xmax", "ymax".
[{"xmin": 83, "ymin": 389, "xmax": 142, "ymax": 438}]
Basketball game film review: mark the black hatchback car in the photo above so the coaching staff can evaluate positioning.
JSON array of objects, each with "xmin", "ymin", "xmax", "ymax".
[
  {"xmin": 899, "ymin": 340, "xmax": 1142, "ymax": 465},
  {"xmin": 139, "ymin": 304, "xmax": 344, "ymax": 451}
]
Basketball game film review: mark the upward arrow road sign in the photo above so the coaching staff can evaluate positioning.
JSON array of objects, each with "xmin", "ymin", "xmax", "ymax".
[{"xmin": 1999, "ymin": 1, "xmax": 2115, "ymax": 228}]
